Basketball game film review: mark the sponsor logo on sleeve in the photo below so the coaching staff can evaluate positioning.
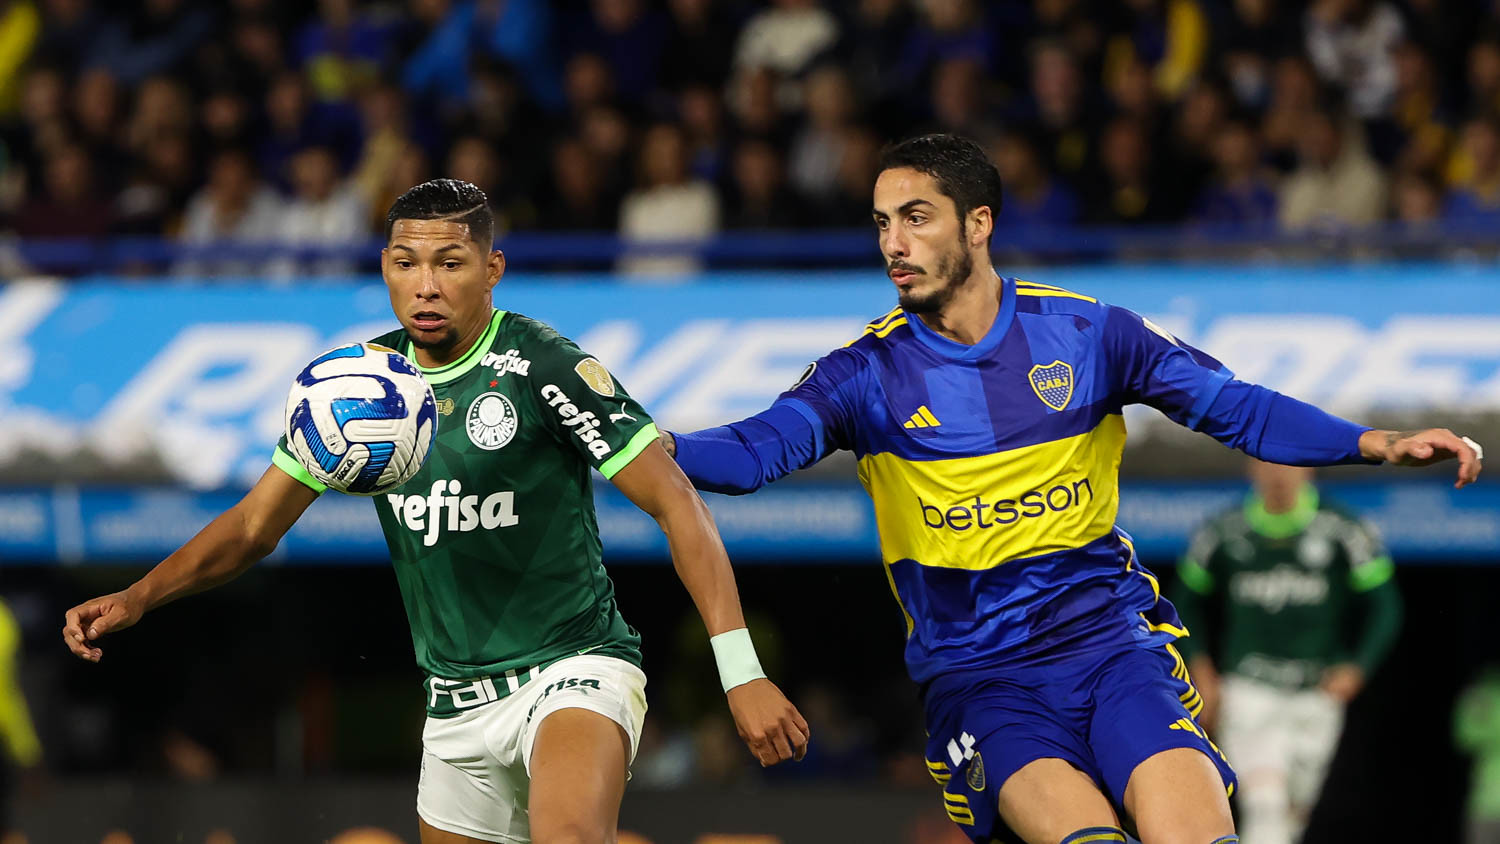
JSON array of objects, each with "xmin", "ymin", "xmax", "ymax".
[
  {"xmin": 541, "ymin": 384, "xmax": 613, "ymax": 459},
  {"xmin": 791, "ymin": 361, "xmax": 817, "ymax": 390},
  {"xmin": 574, "ymin": 357, "xmax": 615, "ymax": 397}
]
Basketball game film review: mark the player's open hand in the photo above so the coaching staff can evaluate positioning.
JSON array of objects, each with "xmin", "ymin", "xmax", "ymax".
[
  {"xmin": 726, "ymin": 678, "xmax": 810, "ymax": 767},
  {"xmin": 1360, "ymin": 428, "xmax": 1484, "ymax": 488},
  {"xmin": 62, "ymin": 589, "xmax": 144, "ymax": 662}
]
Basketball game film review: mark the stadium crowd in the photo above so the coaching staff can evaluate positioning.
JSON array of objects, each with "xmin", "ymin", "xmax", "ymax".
[{"xmin": 0, "ymin": 0, "xmax": 1498, "ymax": 274}]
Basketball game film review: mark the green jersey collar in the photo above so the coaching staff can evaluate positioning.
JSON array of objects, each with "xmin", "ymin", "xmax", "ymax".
[
  {"xmin": 408, "ymin": 309, "xmax": 506, "ymax": 385},
  {"xmin": 1244, "ymin": 484, "xmax": 1319, "ymax": 539}
]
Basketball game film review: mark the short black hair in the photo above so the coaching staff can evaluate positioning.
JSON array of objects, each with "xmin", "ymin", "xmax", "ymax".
[
  {"xmin": 385, "ymin": 178, "xmax": 494, "ymax": 246},
  {"xmin": 878, "ymin": 134, "xmax": 1004, "ymax": 236}
]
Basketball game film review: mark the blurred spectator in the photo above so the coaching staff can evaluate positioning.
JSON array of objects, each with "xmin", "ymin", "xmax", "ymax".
[
  {"xmin": 1171, "ymin": 461, "xmax": 1402, "ymax": 844},
  {"xmin": 788, "ymin": 64, "xmax": 858, "ymax": 200},
  {"xmin": 257, "ymin": 71, "xmax": 358, "ymax": 189},
  {"xmin": 402, "ymin": 0, "xmax": 561, "ymax": 111},
  {"xmin": 660, "ymin": 0, "xmax": 740, "ymax": 92},
  {"xmin": 32, "ymin": 0, "xmax": 99, "ymax": 77},
  {"xmin": 1102, "ymin": 0, "xmax": 1210, "ymax": 103},
  {"xmin": 734, "ymin": 0, "xmax": 838, "ymax": 81},
  {"xmin": 1468, "ymin": 36, "xmax": 1500, "ymax": 119},
  {"xmin": 816, "ymin": 125, "xmax": 882, "ymax": 224},
  {"xmin": 1444, "ymin": 116, "xmax": 1500, "ymax": 225},
  {"xmin": 294, "ymin": 0, "xmax": 392, "ymax": 103},
  {"xmin": 1194, "ymin": 120, "xmax": 1277, "ymax": 226},
  {"xmin": 989, "ymin": 129, "xmax": 1079, "ymax": 230},
  {"xmin": 725, "ymin": 138, "xmax": 806, "ymax": 230},
  {"xmin": 1392, "ymin": 168, "xmax": 1443, "ymax": 228},
  {"xmin": 898, "ymin": 0, "xmax": 997, "ymax": 100},
  {"xmin": 1261, "ymin": 56, "xmax": 1323, "ymax": 173},
  {"xmin": 729, "ymin": 65, "xmax": 791, "ymax": 144},
  {"xmin": 0, "ymin": 0, "xmax": 39, "ymax": 115},
  {"xmin": 1031, "ymin": 0, "xmax": 1104, "ymax": 82},
  {"xmin": 368, "ymin": 142, "xmax": 431, "ymax": 229},
  {"xmin": 1085, "ymin": 117, "xmax": 1169, "ymax": 224},
  {"xmin": 565, "ymin": 0, "xmax": 669, "ymax": 107},
  {"xmin": 0, "ymin": 598, "xmax": 41, "ymax": 839},
  {"xmin": 446, "ymin": 134, "xmax": 533, "ymax": 230},
  {"xmin": 577, "ymin": 103, "xmax": 634, "ymax": 200},
  {"xmin": 835, "ymin": 0, "xmax": 913, "ymax": 120},
  {"xmin": 678, "ymin": 83, "xmax": 729, "ymax": 184},
  {"xmin": 618, "ymin": 122, "xmax": 718, "ymax": 277},
  {"xmin": 1383, "ymin": 41, "xmax": 1454, "ymax": 173},
  {"xmin": 71, "ymin": 67, "xmax": 127, "ymax": 188},
  {"xmin": 1022, "ymin": 40, "xmax": 1097, "ymax": 191},
  {"xmin": 200, "ymin": 87, "xmax": 256, "ymax": 149},
  {"xmin": 124, "ymin": 75, "xmax": 194, "ymax": 156},
  {"xmin": 1457, "ymin": 667, "xmax": 1500, "ymax": 844},
  {"xmin": 90, "ymin": 0, "xmax": 214, "ymax": 84},
  {"xmin": 350, "ymin": 83, "xmax": 414, "ymax": 217},
  {"xmin": 116, "ymin": 131, "xmax": 197, "ymax": 234},
  {"xmin": 12, "ymin": 143, "xmax": 113, "ymax": 239},
  {"xmin": 1166, "ymin": 78, "xmax": 1229, "ymax": 214},
  {"xmin": 1217, "ymin": 0, "xmax": 1297, "ymax": 110},
  {"xmin": 268, "ymin": 144, "xmax": 367, "ymax": 279},
  {"xmin": 538, "ymin": 137, "xmax": 616, "ymax": 231},
  {"xmin": 176, "ymin": 148, "xmax": 285, "ymax": 277},
  {"xmin": 1304, "ymin": 0, "xmax": 1404, "ymax": 120},
  {"xmin": 925, "ymin": 57, "xmax": 998, "ymax": 140},
  {"xmin": 1278, "ymin": 109, "xmax": 1388, "ymax": 229}
]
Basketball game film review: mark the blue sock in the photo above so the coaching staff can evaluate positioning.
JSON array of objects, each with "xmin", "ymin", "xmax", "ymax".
[
  {"xmin": 1209, "ymin": 837, "xmax": 1239, "ymax": 843},
  {"xmin": 1059, "ymin": 829, "xmax": 1127, "ymax": 844}
]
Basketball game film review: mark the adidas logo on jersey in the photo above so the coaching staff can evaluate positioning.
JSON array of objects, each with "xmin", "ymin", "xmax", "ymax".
[
  {"xmin": 541, "ymin": 384, "xmax": 612, "ymax": 459},
  {"xmin": 903, "ymin": 406, "xmax": 942, "ymax": 429},
  {"xmin": 386, "ymin": 479, "xmax": 519, "ymax": 546}
]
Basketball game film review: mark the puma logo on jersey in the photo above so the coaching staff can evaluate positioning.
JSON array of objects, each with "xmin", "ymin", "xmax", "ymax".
[
  {"xmin": 481, "ymin": 348, "xmax": 531, "ymax": 378},
  {"xmin": 387, "ymin": 479, "xmax": 519, "ymax": 546},
  {"xmin": 541, "ymin": 384, "xmax": 613, "ymax": 459}
]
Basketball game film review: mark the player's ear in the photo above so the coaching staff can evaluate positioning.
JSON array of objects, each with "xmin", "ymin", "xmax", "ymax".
[
  {"xmin": 487, "ymin": 249, "xmax": 505, "ymax": 290},
  {"xmin": 969, "ymin": 206, "xmax": 993, "ymax": 248}
]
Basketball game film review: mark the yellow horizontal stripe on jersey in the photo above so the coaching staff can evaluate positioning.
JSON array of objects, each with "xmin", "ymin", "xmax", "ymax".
[
  {"xmin": 1014, "ymin": 278, "xmax": 1066, "ymax": 291},
  {"xmin": 943, "ymin": 793, "xmax": 970, "ymax": 805},
  {"xmin": 858, "ymin": 415, "xmax": 1125, "ymax": 571},
  {"xmin": 867, "ymin": 307, "xmax": 904, "ymax": 331},
  {"xmin": 1016, "ymin": 288, "xmax": 1098, "ymax": 303}
]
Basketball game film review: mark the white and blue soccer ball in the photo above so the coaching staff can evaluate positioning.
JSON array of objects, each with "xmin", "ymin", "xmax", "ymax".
[{"xmin": 284, "ymin": 343, "xmax": 437, "ymax": 495}]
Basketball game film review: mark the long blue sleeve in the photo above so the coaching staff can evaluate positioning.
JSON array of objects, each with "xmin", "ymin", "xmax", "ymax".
[
  {"xmin": 1196, "ymin": 380, "xmax": 1374, "ymax": 465},
  {"xmin": 672, "ymin": 402, "xmax": 828, "ymax": 495}
]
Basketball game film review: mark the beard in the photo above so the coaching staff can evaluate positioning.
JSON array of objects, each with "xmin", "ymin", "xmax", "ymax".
[
  {"xmin": 895, "ymin": 240, "xmax": 974, "ymax": 315},
  {"xmin": 409, "ymin": 324, "xmax": 460, "ymax": 355}
]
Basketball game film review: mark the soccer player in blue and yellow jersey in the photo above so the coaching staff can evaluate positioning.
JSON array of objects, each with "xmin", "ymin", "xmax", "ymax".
[{"xmin": 658, "ymin": 135, "xmax": 1484, "ymax": 844}]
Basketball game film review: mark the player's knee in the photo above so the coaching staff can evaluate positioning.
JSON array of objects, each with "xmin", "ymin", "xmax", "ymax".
[
  {"xmin": 532, "ymin": 823, "xmax": 609, "ymax": 844},
  {"xmin": 1059, "ymin": 828, "xmax": 1126, "ymax": 844}
]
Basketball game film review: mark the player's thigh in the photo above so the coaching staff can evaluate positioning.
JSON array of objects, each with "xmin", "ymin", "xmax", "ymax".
[
  {"xmin": 420, "ymin": 817, "xmax": 499, "ymax": 844},
  {"xmin": 528, "ymin": 707, "xmax": 631, "ymax": 843},
  {"xmin": 996, "ymin": 757, "xmax": 1122, "ymax": 844},
  {"xmin": 418, "ymin": 700, "xmax": 531, "ymax": 843},
  {"xmin": 1286, "ymin": 690, "xmax": 1345, "ymax": 809},
  {"xmin": 1218, "ymin": 674, "xmax": 1292, "ymax": 778},
  {"xmin": 1123, "ymin": 747, "xmax": 1234, "ymax": 844}
]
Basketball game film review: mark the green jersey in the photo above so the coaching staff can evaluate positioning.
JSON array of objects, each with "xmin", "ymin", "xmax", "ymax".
[
  {"xmin": 275, "ymin": 309, "xmax": 656, "ymax": 714},
  {"xmin": 1170, "ymin": 485, "xmax": 1403, "ymax": 689}
]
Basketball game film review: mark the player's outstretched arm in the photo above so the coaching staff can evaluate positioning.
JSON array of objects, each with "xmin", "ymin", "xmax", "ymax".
[
  {"xmin": 610, "ymin": 442, "xmax": 810, "ymax": 767},
  {"xmin": 62, "ymin": 464, "xmax": 319, "ymax": 663},
  {"xmin": 1356, "ymin": 428, "xmax": 1484, "ymax": 488}
]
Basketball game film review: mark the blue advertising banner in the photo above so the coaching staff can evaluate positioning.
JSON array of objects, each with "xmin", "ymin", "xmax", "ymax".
[
  {"xmin": 0, "ymin": 264, "xmax": 1496, "ymax": 489},
  {"xmin": 0, "ymin": 480, "xmax": 1493, "ymax": 564}
]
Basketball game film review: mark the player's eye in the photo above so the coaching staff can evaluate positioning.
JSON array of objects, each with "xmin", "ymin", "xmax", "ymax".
[
  {"xmin": 909, "ymin": 215, "xmax": 926, "ymax": 225},
  {"xmin": 395, "ymin": 260, "xmax": 414, "ymax": 269},
  {"xmin": 442, "ymin": 261, "xmax": 461, "ymax": 270}
]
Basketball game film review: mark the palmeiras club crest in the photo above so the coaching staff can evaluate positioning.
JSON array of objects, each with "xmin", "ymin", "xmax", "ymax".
[{"xmin": 1028, "ymin": 360, "xmax": 1074, "ymax": 411}]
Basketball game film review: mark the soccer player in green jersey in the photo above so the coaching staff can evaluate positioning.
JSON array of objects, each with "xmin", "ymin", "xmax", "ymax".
[
  {"xmin": 1170, "ymin": 460, "xmax": 1403, "ymax": 844},
  {"xmin": 61, "ymin": 180, "xmax": 808, "ymax": 844}
]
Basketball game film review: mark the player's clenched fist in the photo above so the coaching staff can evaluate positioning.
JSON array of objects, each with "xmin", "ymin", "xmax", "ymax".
[
  {"xmin": 62, "ymin": 589, "xmax": 144, "ymax": 663},
  {"xmin": 726, "ymin": 678, "xmax": 810, "ymax": 766}
]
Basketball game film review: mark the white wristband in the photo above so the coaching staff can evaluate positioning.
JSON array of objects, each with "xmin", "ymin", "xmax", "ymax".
[{"xmin": 709, "ymin": 627, "xmax": 766, "ymax": 693}]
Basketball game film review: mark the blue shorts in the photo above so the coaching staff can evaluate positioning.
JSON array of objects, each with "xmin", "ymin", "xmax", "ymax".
[{"xmin": 922, "ymin": 642, "xmax": 1235, "ymax": 843}]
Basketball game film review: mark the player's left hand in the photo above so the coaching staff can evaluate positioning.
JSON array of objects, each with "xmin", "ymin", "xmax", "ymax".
[
  {"xmin": 1360, "ymin": 428, "xmax": 1484, "ymax": 488},
  {"xmin": 1320, "ymin": 663, "xmax": 1365, "ymax": 703},
  {"xmin": 726, "ymin": 678, "xmax": 810, "ymax": 767}
]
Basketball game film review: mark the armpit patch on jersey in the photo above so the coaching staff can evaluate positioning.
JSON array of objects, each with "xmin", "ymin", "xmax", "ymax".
[
  {"xmin": 574, "ymin": 357, "xmax": 615, "ymax": 397},
  {"xmin": 466, "ymin": 392, "xmax": 519, "ymax": 450},
  {"xmin": 1028, "ymin": 360, "xmax": 1074, "ymax": 411}
]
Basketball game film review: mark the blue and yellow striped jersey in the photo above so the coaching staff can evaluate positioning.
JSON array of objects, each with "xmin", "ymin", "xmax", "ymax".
[{"xmin": 776, "ymin": 276, "xmax": 1235, "ymax": 683}]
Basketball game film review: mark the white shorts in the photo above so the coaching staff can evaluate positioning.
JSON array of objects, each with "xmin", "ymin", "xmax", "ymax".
[
  {"xmin": 1218, "ymin": 672, "xmax": 1344, "ymax": 809},
  {"xmin": 416, "ymin": 654, "xmax": 649, "ymax": 843}
]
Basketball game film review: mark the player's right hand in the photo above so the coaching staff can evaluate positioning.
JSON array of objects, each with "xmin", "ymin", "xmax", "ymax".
[
  {"xmin": 62, "ymin": 589, "xmax": 144, "ymax": 663},
  {"xmin": 726, "ymin": 678, "xmax": 810, "ymax": 767}
]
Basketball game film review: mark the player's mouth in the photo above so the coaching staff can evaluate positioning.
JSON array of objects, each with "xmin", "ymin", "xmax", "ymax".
[
  {"xmin": 411, "ymin": 312, "xmax": 448, "ymax": 332},
  {"xmin": 889, "ymin": 268, "xmax": 919, "ymax": 286}
]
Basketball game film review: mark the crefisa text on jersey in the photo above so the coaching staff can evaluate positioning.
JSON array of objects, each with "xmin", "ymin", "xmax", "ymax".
[
  {"xmin": 386, "ymin": 479, "xmax": 520, "ymax": 546},
  {"xmin": 541, "ymin": 384, "xmax": 613, "ymax": 459},
  {"xmin": 482, "ymin": 349, "xmax": 531, "ymax": 378}
]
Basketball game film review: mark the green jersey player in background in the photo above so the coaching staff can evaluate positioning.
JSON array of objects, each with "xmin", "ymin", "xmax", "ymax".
[
  {"xmin": 1169, "ymin": 459, "xmax": 1403, "ymax": 844},
  {"xmin": 61, "ymin": 180, "xmax": 809, "ymax": 844}
]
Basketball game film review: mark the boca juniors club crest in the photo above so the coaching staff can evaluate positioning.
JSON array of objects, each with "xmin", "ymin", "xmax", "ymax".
[
  {"xmin": 466, "ymin": 392, "xmax": 519, "ymax": 450},
  {"xmin": 966, "ymin": 752, "xmax": 986, "ymax": 792},
  {"xmin": 1028, "ymin": 360, "xmax": 1074, "ymax": 411}
]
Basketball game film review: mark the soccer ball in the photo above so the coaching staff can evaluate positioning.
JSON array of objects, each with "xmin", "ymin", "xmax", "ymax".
[{"xmin": 284, "ymin": 343, "xmax": 437, "ymax": 495}]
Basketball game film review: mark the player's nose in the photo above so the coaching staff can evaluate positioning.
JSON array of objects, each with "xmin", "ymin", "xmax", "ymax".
[{"xmin": 881, "ymin": 227, "xmax": 908, "ymax": 259}]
